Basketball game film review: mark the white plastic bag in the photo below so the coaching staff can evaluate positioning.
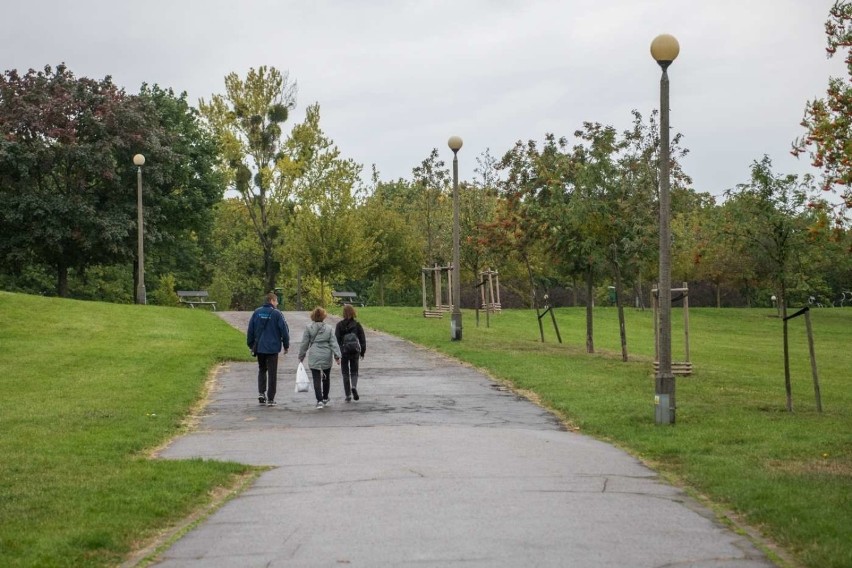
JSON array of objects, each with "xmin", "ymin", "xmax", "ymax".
[{"xmin": 295, "ymin": 362, "xmax": 310, "ymax": 393}]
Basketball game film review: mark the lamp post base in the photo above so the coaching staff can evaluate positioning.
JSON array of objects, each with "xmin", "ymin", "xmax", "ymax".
[
  {"xmin": 136, "ymin": 284, "xmax": 146, "ymax": 306},
  {"xmin": 450, "ymin": 312, "xmax": 463, "ymax": 341}
]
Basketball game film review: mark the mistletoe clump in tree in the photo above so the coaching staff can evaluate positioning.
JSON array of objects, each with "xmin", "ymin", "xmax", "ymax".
[{"xmin": 200, "ymin": 66, "xmax": 297, "ymax": 292}]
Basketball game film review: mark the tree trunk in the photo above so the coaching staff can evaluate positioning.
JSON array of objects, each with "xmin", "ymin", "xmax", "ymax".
[
  {"xmin": 781, "ymin": 279, "xmax": 793, "ymax": 412},
  {"xmin": 263, "ymin": 246, "xmax": 277, "ymax": 293},
  {"xmin": 635, "ymin": 269, "xmax": 645, "ymax": 310},
  {"xmin": 716, "ymin": 283, "xmax": 721, "ymax": 308},
  {"xmin": 57, "ymin": 261, "xmax": 69, "ymax": 298},
  {"xmin": 379, "ymin": 273, "xmax": 385, "ymax": 306},
  {"xmin": 614, "ymin": 261, "xmax": 628, "ymax": 362},
  {"xmin": 526, "ymin": 258, "xmax": 544, "ymax": 342},
  {"xmin": 585, "ymin": 264, "xmax": 594, "ymax": 354}
]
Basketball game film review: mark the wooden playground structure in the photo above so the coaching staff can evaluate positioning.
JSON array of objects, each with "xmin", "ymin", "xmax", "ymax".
[
  {"xmin": 421, "ymin": 264, "xmax": 453, "ymax": 318},
  {"xmin": 421, "ymin": 265, "xmax": 503, "ymax": 318},
  {"xmin": 651, "ymin": 281, "xmax": 693, "ymax": 376},
  {"xmin": 478, "ymin": 268, "xmax": 502, "ymax": 312}
]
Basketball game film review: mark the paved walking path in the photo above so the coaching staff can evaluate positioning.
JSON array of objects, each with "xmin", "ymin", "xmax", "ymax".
[{"xmin": 151, "ymin": 310, "xmax": 774, "ymax": 567}]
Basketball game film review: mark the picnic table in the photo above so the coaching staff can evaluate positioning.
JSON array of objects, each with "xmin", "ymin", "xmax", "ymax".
[
  {"xmin": 177, "ymin": 291, "xmax": 217, "ymax": 310},
  {"xmin": 331, "ymin": 291, "xmax": 363, "ymax": 306}
]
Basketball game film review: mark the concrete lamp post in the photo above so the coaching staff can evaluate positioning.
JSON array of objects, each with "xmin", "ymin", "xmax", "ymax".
[
  {"xmin": 650, "ymin": 34, "xmax": 679, "ymax": 424},
  {"xmin": 448, "ymin": 135, "xmax": 463, "ymax": 341},
  {"xmin": 133, "ymin": 153, "xmax": 146, "ymax": 305}
]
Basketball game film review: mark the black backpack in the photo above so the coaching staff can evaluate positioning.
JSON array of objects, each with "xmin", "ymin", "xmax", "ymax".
[{"xmin": 341, "ymin": 328, "xmax": 361, "ymax": 355}]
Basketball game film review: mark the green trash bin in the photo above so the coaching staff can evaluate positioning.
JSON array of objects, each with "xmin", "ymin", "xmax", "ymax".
[
  {"xmin": 274, "ymin": 287, "xmax": 284, "ymax": 309},
  {"xmin": 607, "ymin": 286, "xmax": 616, "ymax": 305}
]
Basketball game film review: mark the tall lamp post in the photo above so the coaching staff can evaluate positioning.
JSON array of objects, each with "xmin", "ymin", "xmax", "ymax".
[
  {"xmin": 651, "ymin": 34, "xmax": 679, "ymax": 424},
  {"xmin": 133, "ymin": 154, "xmax": 146, "ymax": 305},
  {"xmin": 448, "ymin": 135, "xmax": 463, "ymax": 341}
]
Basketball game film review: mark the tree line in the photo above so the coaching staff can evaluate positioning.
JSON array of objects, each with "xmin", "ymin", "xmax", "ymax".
[{"xmin": 1, "ymin": 4, "xmax": 850, "ymax": 315}]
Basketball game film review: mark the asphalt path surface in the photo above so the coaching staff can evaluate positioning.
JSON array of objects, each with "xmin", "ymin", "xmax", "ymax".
[{"xmin": 150, "ymin": 310, "xmax": 774, "ymax": 567}]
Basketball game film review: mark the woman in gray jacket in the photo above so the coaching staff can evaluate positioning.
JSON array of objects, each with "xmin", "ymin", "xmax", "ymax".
[{"xmin": 298, "ymin": 307, "xmax": 341, "ymax": 409}]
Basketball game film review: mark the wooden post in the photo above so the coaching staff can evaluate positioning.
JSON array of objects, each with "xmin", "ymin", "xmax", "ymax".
[
  {"xmin": 447, "ymin": 266, "xmax": 453, "ymax": 310},
  {"xmin": 495, "ymin": 272, "xmax": 502, "ymax": 309},
  {"xmin": 421, "ymin": 270, "xmax": 428, "ymax": 312},
  {"xmin": 434, "ymin": 263, "xmax": 441, "ymax": 310},
  {"xmin": 804, "ymin": 309, "xmax": 823, "ymax": 412}
]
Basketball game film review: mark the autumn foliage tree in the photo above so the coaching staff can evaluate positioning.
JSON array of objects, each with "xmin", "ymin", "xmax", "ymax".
[{"xmin": 792, "ymin": 0, "xmax": 852, "ymax": 222}]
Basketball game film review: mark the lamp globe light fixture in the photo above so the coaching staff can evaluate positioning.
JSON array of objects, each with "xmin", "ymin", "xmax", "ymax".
[
  {"xmin": 448, "ymin": 135, "xmax": 463, "ymax": 341},
  {"xmin": 650, "ymin": 34, "xmax": 679, "ymax": 424},
  {"xmin": 133, "ymin": 154, "xmax": 146, "ymax": 305}
]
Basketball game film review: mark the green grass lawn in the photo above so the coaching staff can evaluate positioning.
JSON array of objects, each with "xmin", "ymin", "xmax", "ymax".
[
  {"xmin": 0, "ymin": 292, "xmax": 257, "ymax": 567},
  {"xmin": 1, "ymin": 292, "xmax": 849, "ymax": 567},
  {"xmin": 353, "ymin": 306, "xmax": 852, "ymax": 568}
]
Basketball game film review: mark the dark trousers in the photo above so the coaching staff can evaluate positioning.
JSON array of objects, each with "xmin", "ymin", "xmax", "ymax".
[
  {"xmin": 311, "ymin": 368, "xmax": 331, "ymax": 401},
  {"xmin": 257, "ymin": 353, "xmax": 279, "ymax": 401},
  {"xmin": 341, "ymin": 353, "xmax": 359, "ymax": 396}
]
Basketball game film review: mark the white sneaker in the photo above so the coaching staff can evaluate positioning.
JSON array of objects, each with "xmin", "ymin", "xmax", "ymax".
[
  {"xmin": 316, "ymin": 401, "xmax": 324, "ymax": 409},
  {"xmin": 322, "ymin": 398, "xmax": 330, "ymax": 406}
]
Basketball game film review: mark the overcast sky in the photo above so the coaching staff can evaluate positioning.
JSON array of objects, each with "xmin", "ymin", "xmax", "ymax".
[{"xmin": 2, "ymin": 0, "xmax": 845, "ymax": 197}]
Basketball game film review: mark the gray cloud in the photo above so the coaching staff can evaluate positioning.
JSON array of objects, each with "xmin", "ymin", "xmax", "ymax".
[{"xmin": 2, "ymin": 0, "xmax": 843, "ymax": 195}]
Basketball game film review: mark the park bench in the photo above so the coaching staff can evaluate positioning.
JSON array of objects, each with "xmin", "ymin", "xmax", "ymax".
[
  {"xmin": 177, "ymin": 290, "xmax": 217, "ymax": 310},
  {"xmin": 331, "ymin": 290, "xmax": 363, "ymax": 307}
]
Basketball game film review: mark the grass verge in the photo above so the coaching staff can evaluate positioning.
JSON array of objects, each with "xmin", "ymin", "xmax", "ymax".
[
  {"xmin": 355, "ymin": 306, "xmax": 851, "ymax": 568},
  {"xmin": 0, "ymin": 292, "xmax": 257, "ymax": 567}
]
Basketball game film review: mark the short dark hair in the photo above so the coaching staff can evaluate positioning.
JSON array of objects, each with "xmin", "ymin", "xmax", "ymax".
[
  {"xmin": 266, "ymin": 292, "xmax": 278, "ymax": 304},
  {"xmin": 310, "ymin": 307, "xmax": 327, "ymax": 322}
]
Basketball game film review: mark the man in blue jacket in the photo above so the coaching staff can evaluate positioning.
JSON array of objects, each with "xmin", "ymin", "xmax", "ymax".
[{"xmin": 246, "ymin": 292, "xmax": 290, "ymax": 407}]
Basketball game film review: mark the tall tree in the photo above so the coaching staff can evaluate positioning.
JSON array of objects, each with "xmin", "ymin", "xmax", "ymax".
[
  {"xmin": 287, "ymin": 105, "xmax": 364, "ymax": 303},
  {"xmin": 792, "ymin": 0, "xmax": 852, "ymax": 223},
  {"xmin": 359, "ymin": 187, "xmax": 422, "ymax": 306},
  {"xmin": 199, "ymin": 66, "xmax": 297, "ymax": 291},
  {"xmin": 724, "ymin": 156, "xmax": 814, "ymax": 410},
  {"xmin": 137, "ymin": 84, "xmax": 224, "ymax": 293},
  {"xmin": 412, "ymin": 149, "xmax": 452, "ymax": 266},
  {"xmin": 463, "ymin": 149, "xmax": 501, "ymax": 291},
  {"xmin": 0, "ymin": 64, "xmax": 159, "ymax": 297}
]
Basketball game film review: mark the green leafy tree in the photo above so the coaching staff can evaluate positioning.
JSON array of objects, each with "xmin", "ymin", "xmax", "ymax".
[
  {"xmin": 137, "ymin": 84, "xmax": 224, "ymax": 293},
  {"xmin": 200, "ymin": 66, "xmax": 297, "ymax": 292},
  {"xmin": 412, "ymin": 149, "xmax": 452, "ymax": 266},
  {"xmin": 359, "ymin": 187, "xmax": 422, "ymax": 306},
  {"xmin": 208, "ymin": 198, "xmax": 266, "ymax": 310},
  {"xmin": 0, "ymin": 64, "xmax": 157, "ymax": 297},
  {"xmin": 724, "ymin": 156, "xmax": 815, "ymax": 410},
  {"xmin": 287, "ymin": 105, "xmax": 364, "ymax": 303}
]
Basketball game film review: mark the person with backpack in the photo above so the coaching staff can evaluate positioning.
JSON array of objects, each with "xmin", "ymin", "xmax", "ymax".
[
  {"xmin": 334, "ymin": 303, "xmax": 367, "ymax": 402},
  {"xmin": 246, "ymin": 292, "xmax": 290, "ymax": 407},
  {"xmin": 298, "ymin": 307, "xmax": 341, "ymax": 409}
]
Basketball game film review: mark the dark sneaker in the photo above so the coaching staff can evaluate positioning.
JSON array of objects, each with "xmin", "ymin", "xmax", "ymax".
[
  {"xmin": 316, "ymin": 401, "xmax": 324, "ymax": 409},
  {"xmin": 352, "ymin": 388, "xmax": 359, "ymax": 401},
  {"xmin": 345, "ymin": 396, "xmax": 352, "ymax": 402},
  {"xmin": 258, "ymin": 394, "xmax": 266, "ymax": 404},
  {"xmin": 266, "ymin": 400, "xmax": 277, "ymax": 407}
]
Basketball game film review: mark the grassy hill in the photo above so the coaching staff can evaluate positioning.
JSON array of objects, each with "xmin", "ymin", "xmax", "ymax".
[{"xmin": 0, "ymin": 291, "xmax": 256, "ymax": 567}]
